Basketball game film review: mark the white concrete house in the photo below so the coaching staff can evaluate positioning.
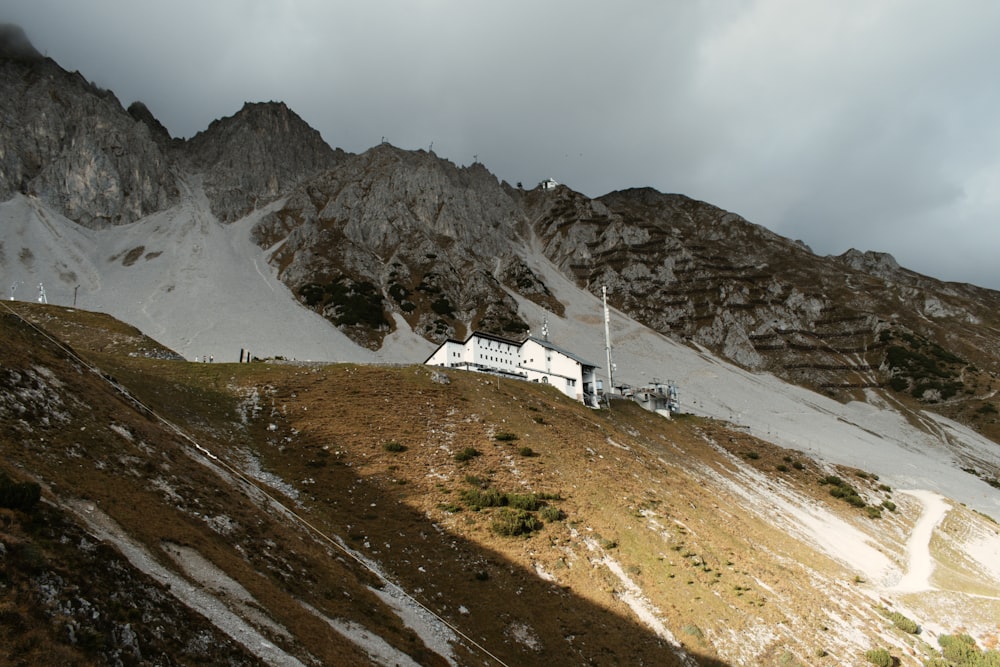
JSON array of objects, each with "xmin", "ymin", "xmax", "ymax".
[{"xmin": 424, "ymin": 331, "xmax": 599, "ymax": 406}]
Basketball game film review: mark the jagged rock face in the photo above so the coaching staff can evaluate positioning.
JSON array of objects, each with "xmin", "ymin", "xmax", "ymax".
[
  {"xmin": 254, "ymin": 145, "xmax": 555, "ymax": 346},
  {"xmin": 183, "ymin": 102, "xmax": 344, "ymax": 222},
  {"xmin": 0, "ymin": 29, "xmax": 178, "ymax": 228},
  {"xmin": 528, "ymin": 186, "xmax": 1000, "ymax": 418},
  {"xmin": 3, "ymin": 24, "xmax": 1000, "ymax": 435},
  {"xmin": 127, "ymin": 101, "xmax": 174, "ymax": 150}
]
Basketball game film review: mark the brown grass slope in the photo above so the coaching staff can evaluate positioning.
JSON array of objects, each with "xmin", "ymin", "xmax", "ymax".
[{"xmin": 3, "ymin": 302, "xmax": 998, "ymax": 666}]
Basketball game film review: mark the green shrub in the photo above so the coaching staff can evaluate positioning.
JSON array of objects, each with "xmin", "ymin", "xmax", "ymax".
[
  {"xmin": 383, "ymin": 441, "xmax": 407, "ymax": 453},
  {"xmin": 454, "ymin": 447, "xmax": 481, "ymax": 462},
  {"xmin": 539, "ymin": 506, "xmax": 565, "ymax": 522},
  {"xmin": 299, "ymin": 276, "xmax": 388, "ymax": 328},
  {"xmin": 430, "ymin": 297, "xmax": 454, "ymax": 316},
  {"xmin": 866, "ymin": 506, "xmax": 883, "ymax": 519},
  {"xmin": 845, "ymin": 493, "xmax": 867, "ymax": 508},
  {"xmin": 494, "ymin": 432, "xmax": 519, "ymax": 442},
  {"xmin": 882, "ymin": 500, "xmax": 897, "ymax": 512},
  {"xmin": 517, "ymin": 446, "xmax": 536, "ymax": 457},
  {"xmin": 460, "ymin": 487, "xmax": 504, "ymax": 511},
  {"xmin": 776, "ymin": 464, "xmax": 789, "ymax": 472},
  {"xmin": 824, "ymin": 476, "xmax": 868, "ymax": 508},
  {"xmin": 0, "ymin": 472, "xmax": 41, "ymax": 511},
  {"xmin": 506, "ymin": 493, "xmax": 540, "ymax": 511},
  {"xmin": 888, "ymin": 611, "xmax": 919, "ymax": 634},
  {"xmin": 744, "ymin": 451, "xmax": 760, "ymax": 460},
  {"xmin": 464, "ymin": 475, "xmax": 488, "ymax": 488},
  {"xmin": 864, "ymin": 647, "xmax": 893, "ymax": 667},
  {"xmin": 935, "ymin": 633, "xmax": 1000, "ymax": 665},
  {"xmin": 491, "ymin": 508, "xmax": 542, "ymax": 536}
]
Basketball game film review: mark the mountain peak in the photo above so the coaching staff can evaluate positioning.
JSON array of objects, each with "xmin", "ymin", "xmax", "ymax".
[
  {"xmin": 0, "ymin": 24, "xmax": 43, "ymax": 62},
  {"xmin": 183, "ymin": 100, "xmax": 344, "ymax": 221}
]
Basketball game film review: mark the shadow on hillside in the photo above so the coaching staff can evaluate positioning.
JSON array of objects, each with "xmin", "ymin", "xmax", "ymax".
[
  {"xmin": 0, "ymin": 309, "xmax": 738, "ymax": 667},
  {"xmin": 313, "ymin": 467, "xmax": 738, "ymax": 667}
]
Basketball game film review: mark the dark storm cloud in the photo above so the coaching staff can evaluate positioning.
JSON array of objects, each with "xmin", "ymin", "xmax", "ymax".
[{"xmin": 3, "ymin": 0, "xmax": 999, "ymax": 289}]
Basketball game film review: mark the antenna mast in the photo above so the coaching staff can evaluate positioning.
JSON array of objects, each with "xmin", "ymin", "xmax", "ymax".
[{"xmin": 603, "ymin": 285, "xmax": 613, "ymax": 397}]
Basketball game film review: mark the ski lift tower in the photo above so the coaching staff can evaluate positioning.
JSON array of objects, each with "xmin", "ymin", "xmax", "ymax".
[{"xmin": 37, "ymin": 282, "xmax": 47, "ymax": 304}]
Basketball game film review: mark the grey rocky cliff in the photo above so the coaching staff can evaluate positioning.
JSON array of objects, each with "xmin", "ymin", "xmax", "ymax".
[
  {"xmin": 182, "ymin": 101, "xmax": 344, "ymax": 222},
  {"xmin": 254, "ymin": 144, "xmax": 557, "ymax": 346},
  {"xmin": 0, "ymin": 26, "xmax": 178, "ymax": 228}
]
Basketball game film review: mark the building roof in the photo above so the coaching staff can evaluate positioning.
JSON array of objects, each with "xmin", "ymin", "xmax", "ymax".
[
  {"xmin": 525, "ymin": 336, "xmax": 600, "ymax": 369},
  {"xmin": 424, "ymin": 330, "xmax": 599, "ymax": 369}
]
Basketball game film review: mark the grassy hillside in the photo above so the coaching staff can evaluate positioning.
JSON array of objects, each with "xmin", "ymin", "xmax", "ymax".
[{"xmin": 2, "ymin": 302, "xmax": 999, "ymax": 666}]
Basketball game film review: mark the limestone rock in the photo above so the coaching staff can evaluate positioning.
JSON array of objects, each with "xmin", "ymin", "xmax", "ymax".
[{"xmin": 0, "ymin": 27, "xmax": 178, "ymax": 227}]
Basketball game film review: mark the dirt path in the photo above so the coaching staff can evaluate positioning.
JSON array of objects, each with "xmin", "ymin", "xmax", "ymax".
[{"xmin": 890, "ymin": 490, "xmax": 949, "ymax": 592}]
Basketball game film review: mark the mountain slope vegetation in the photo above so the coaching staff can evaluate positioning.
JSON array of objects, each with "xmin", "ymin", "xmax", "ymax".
[{"xmin": 3, "ymin": 302, "xmax": 1000, "ymax": 666}]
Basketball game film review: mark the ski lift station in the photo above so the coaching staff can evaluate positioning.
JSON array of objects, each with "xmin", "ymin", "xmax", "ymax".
[
  {"xmin": 424, "ymin": 329, "xmax": 602, "ymax": 407},
  {"xmin": 425, "ymin": 289, "xmax": 682, "ymax": 416}
]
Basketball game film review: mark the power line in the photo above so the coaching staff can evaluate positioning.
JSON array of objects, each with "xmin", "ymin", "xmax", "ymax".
[{"xmin": 0, "ymin": 300, "xmax": 511, "ymax": 667}]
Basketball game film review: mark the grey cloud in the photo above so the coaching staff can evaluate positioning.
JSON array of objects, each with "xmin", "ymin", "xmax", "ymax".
[{"xmin": 3, "ymin": 0, "xmax": 999, "ymax": 289}]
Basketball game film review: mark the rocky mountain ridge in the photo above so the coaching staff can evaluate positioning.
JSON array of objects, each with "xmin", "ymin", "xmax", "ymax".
[
  {"xmin": 4, "ymin": 26, "xmax": 1000, "ymax": 666},
  {"xmin": 2, "ymin": 24, "xmax": 999, "ymax": 443}
]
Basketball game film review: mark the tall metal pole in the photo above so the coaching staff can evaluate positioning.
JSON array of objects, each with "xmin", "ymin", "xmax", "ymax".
[{"xmin": 603, "ymin": 286, "xmax": 613, "ymax": 396}]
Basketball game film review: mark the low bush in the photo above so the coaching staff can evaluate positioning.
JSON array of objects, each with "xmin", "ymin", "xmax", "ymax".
[
  {"xmin": 864, "ymin": 647, "xmax": 893, "ymax": 667},
  {"xmin": 539, "ymin": 506, "xmax": 565, "ymax": 522},
  {"xmin": 383, "ymin": 441, "xmax": 407, "ymax": 453},
  {"xmin": 491, "ymin": 508, "xmax": 542, "ymax": 536},
  {"xmin": 494, "ymin": 432, "xmax": 519, "ymax": 442},
  {"xmin": 506, "ymin": 493, "xmax": 541, "ymax": 511},
  {"xmin": 460, "ymin": 487, "xmax": 504, "ymax": 511},
  {"xmin": 937, "ymin": 633, "xmax": 1000, "ymax": 665},
  {"xmin": 0, "ymin": 472, "xmax": 41, "ymax": 511},
  {"xmin": 517, "ymin": 446, "xmax": 536, "ymax": 457},
  {"xmin": 454, "ymin": 447, "xmax": 481, "ymax": 462},
  {"xmin": 888, "ymin": 611, "xmax": 919, "ymax": 634}
]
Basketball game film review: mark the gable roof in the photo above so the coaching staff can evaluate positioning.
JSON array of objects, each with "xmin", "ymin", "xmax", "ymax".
[
  {"xmin": 525, "ymin": 335, "xmax": 600, "ymax": 369},
  {"xmin": 424, "ymin": 330, "xmax": 599, "ymax": 369}
]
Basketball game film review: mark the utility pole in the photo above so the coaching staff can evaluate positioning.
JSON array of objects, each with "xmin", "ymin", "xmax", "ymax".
[{"xmin": 603, "ymin": 285, "xmax": 613, "ymax": 398}]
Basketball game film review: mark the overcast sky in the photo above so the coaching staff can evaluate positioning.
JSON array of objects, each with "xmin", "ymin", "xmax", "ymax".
[{"xmin": 5, "ymin": 0, "xmax": 1000, "ymax": 289}]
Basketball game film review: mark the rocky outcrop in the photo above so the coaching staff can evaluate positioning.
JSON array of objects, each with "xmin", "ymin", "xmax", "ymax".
[
  {"xmin": 254, "ymin": 144, "xmax": 551, "ymax": 346},
  {"xmin": 3, "ymin": 22, "xmax": 1000, "ymax": 435},
  {"xmin": 183, "ymin": 102, "xmax": 343, "ymax": 222},
  {"xmin": 0, "ymin": 26, "xmax": 177, "ymax": 228}
]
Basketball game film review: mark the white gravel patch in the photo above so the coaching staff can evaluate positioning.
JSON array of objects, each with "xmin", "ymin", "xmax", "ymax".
[{"xmin": 64, "ymin": 499, "xmax": 308, "ymax": 667}]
